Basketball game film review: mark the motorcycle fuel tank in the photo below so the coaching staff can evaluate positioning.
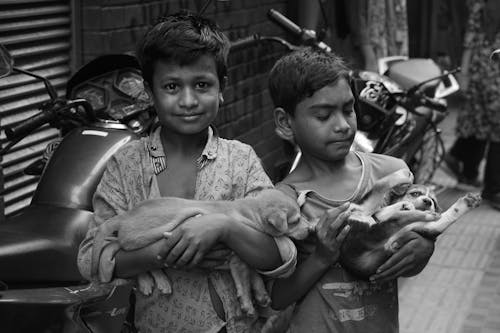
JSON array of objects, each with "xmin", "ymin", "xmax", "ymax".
[{"xmin": 32, "ymin": 125, "xmax": 138, "ymax": 211}]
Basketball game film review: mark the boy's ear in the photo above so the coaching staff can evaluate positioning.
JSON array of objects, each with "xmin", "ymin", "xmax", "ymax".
[
  {"xmin": 144, "ymin": 81, "xmax": 153, "ymax": 99},
  {"xmin": 274, "ymin": 107, "xmax": 294, "ymax": 142},
  {"xmin": 220, "ymin": 76, "xmax": 228, "ymax": 91}
]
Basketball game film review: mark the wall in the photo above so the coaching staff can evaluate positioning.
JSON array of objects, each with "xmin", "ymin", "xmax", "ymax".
[{"xmin": 76, "ymin": 0, "xmax": 291, "ymax": 182}]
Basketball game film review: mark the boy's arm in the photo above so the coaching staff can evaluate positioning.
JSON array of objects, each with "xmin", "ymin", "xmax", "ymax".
[
  {"xmin": 157, "ymin": 212, "xmax": 284, "ymax": 271},
  {"xmin": 77, "ymin": 155, "xmax": 131, "ymax": 281},
  {"xmin": 271, "ymin": 205, "xmax": 351, "ymax": 310},
  {"xmin": 159, "ymin": 146, "xmax": 294, "ymax": 272}
]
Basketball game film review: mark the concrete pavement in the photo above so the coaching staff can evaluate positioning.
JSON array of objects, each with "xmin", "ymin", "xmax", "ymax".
[{"xmin": 398, "ymin": 108, "xmax": 500, "ymax": 333}]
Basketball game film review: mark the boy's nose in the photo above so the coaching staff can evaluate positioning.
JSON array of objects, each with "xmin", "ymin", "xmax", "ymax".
[
  {"xmin": 179, "ymin": 88, "xmax": 198, "ymax": 108},
  {"xmin": 333, "ymin": 115, "xmax": 351, "ymax": 132}
]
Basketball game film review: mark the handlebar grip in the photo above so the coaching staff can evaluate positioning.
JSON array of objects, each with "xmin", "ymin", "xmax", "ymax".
[
  {"xmin": 230, "ymin": 34, "xmax": 261, "ymax": 52},
  {"xmin": 4, "ymin": 111, "xmax": 54, "ymax": 140},
  {"xmin": 267, "ymin": 9, "xmax": 302, "ymax": 37},
  {"xmin": 421, "ymin": 95, "xmax": 447, "ymax": 112}
]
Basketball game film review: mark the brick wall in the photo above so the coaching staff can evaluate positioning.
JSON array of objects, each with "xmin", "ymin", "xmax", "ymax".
[{"xmin": 77, "ymin": 0, "xmax": 292, "ymax": 182}]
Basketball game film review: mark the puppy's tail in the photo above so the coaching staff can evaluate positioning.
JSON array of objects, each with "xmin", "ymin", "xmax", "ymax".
[{"xmin": 90, "ymin": 218, "xmax": 120, "ymax": 281}]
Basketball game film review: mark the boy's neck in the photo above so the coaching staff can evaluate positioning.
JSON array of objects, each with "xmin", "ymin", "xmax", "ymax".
[
  {"xmin": 160, "ymin": 126, "xmax": 209, "ymax": 155},
  {"xmin": 301, "ymin": 151, "xmax": 357, "ymax": 176},
  {"xmin": 286, "ymin": 151, "xmax": 363, "ymax": 199}
]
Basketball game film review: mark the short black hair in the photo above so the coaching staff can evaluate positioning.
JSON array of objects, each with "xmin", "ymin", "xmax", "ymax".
[
  {"xmin": 268, "ymin": 47, "xmax": 350, "ymax": 115},
  {"xmin": 137, "ymin": 11, "xmax": 230, "ymax": 88}
]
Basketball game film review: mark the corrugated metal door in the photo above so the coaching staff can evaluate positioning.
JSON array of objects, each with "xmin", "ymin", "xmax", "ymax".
[{"xmin": 0, "ymin": 0, "xmax": 72, "ymax": 217}]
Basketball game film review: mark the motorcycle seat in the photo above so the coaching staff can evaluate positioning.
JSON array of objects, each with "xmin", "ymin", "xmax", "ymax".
[
  {"xmin": 386, "ymin": 58, "xmax": 442, "ymax": 93},
  {"xmin": 0, "ymin": 204, "xmax": 93, "ymax": 283}
]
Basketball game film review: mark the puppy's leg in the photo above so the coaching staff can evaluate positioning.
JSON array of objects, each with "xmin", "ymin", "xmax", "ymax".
[
  {"xmin": 421, "ymin": 192, "xmax": 481, "ymax": 235},
  {"xmin": 249, "ymin": 270, "xmax": 270, "ymax": 307},
  {"xmin": 150, "ymin": 269, "xmax": 173, "ymax": 294},
  {"xmin": 373, "ymin": 201, "xmax": 415, "ymax": 223},
  {"xmin": 229, "ymin": 255, "xmax": 256, "ymax": 317},
  {"xmin": 137, "ymin": 272, "xmax": 155, "ymax": 296},
  {"xmin": 91, "ymin": 218, "xmax": 121, "ymax": 280},
  {"xmin": 384, "ymin": 193, "xmax": 481, "ymax": 252}
]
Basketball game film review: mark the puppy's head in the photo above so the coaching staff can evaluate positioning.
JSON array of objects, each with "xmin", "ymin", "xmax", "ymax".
[
  {"xmin": 397, "ymin": 184, "xmax": 441, "ymax": 212},
  {"xmin": 255, "ymin": 189, "xmax": 309, "ymax": 239}
]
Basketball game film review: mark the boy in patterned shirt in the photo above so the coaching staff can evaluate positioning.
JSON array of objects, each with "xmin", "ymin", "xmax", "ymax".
[{"xmin": 78, "ymin": 12, "xmax": 296, "ymax": 333}]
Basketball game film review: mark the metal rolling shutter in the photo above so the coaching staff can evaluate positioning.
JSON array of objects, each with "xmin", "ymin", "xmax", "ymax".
[{"xmin": 0, "ymin": 0, "xmax": 72, "ymax": 217}]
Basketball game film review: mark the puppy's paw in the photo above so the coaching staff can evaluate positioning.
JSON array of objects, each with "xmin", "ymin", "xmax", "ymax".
[
  {"xmin": 151, "ymin": 269, "xmax": 173, "ymax": 294},
  {"xmin": 137, "ymin": 273, "xmax": 155, "ymax": 296},
  {"xmin": 250, "ymin": 271, "xmax": 271, "ymax": 307}
]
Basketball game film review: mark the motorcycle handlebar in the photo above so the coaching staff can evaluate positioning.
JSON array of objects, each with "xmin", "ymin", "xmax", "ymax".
[
  {"xmin": 4, "ymin": 99, "xmax": 96, "ymax": 141},
  {"xmin": 420, "ymin": 95, "xmax": 447, "ymax": 112},
  {"xmin": 230, "ymin": 34, "xmax": 261, "ymax": 52},
  {"xmin": 267, "ymin": 9, "xmax": 332, "ymax": 53},
  {"xmin": 5, "ymin": 110, "xmax": 55, "ymax": 140},
  {"xmin": 267, "ymin": 9, "xmax": 303, "ymax": 37}
]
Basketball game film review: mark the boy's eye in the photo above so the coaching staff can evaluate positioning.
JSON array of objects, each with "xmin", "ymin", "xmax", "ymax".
[
  {"xmin": 196, "ymin": 82, "xmax": 210, "ymax": 90},
  {"xmin": 314, "ymin": 112, "xmax": 330, "ymax": 121},
  {"xmin": 163, "ymin": 83, "xmax": 178, "ymax": 92},
  {"xmin": 344, "ymin": 106, "xmax": 355, "ymax": 116}
]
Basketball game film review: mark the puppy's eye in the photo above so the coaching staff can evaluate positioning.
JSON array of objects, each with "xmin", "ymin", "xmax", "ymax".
[{"xmin": 410, "ymin": 191, "xmax": 422, "ymax": 197}]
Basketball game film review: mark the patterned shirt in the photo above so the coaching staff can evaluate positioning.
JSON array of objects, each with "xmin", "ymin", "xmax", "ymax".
[
  {"xmin": 77, "ymin": 125, "xmax": 297, "ymax": 333},
  {"xmin": 278, "ymin": 152, "xmax": 408, "ymax": 333}
]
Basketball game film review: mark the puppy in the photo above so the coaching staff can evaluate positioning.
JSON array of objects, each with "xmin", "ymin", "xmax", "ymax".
[
  {"xmin": 339, "ymin": 172, "xmax": 482, "ymax": 279},
  {"xmin": 91, "ymin": 188, "xmax": 303, "ymax": 316}
]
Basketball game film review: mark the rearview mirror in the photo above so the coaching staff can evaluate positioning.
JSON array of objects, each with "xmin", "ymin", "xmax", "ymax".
[
  {"xmin": 491, "ymin": 49, "xmax": 500, "ymax": 62},
  {"xmin": 0, "ymin": 44, "xmax": 13, "ymax": 78}
]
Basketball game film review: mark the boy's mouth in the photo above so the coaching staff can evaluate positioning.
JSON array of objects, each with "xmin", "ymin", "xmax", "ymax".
[{"xmin": 177, "ymin": 113, "xmax": 203, "ymax": 121}]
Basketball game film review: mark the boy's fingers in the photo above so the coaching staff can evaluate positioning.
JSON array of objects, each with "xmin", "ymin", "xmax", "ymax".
[
  {"xmin": 370, "ymin": 255, "xmax": 411, "ymax": 282},
  {"xmin": 174, "ymin": 246, "xmax": 197, "ymax": 268},
  {"xmin": 157, "ymin": 232, "xmax": 181, "ymax": 260},
  {"xmin": 323, "ymin": 203, "xmax": 350, "ymax": 221},
  {"xmin": 164, "ymin": 238, "xmax": 188, "ymax": 267},
  {"xmin": 319, "ymin": 204, "xmax": 350, "ymax": 230},
  {"xmin": 205, "ymin": 248, "xmax": 232, "ymax": 260},
  {"xmin": 336, "ymin": 224, "xmax": 351, "ymax": 242},
  {"xmin": 387, "ymin": 230, "xmax": 421, "ymax": 252},
  {"xmin": 187, "ymin": 252, "xmax": 207, "ymax": 269}
]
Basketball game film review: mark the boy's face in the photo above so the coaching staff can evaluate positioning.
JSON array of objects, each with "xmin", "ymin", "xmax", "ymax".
[
  {"xmin": 148, "ymin": 54, "xmax": 223, "ymax": 135},
  {"xmin": 290, "ymin": 77, "xmax": 357, "ymax": 161}
]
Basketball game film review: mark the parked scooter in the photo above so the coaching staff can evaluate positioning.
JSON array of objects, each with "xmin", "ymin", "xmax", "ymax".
[
  {"xmin": 261, "ymin": 9, "xmax": 460, "ymax": 184},
  {"xmin": 0, "ymin": 44, "xmax": 155, "ymax": 332}
]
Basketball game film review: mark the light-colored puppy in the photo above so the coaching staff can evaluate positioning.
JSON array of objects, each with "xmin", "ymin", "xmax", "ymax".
[{"xmin": 91, "ymin": 188, "xmax": 304, "ymax": 316}]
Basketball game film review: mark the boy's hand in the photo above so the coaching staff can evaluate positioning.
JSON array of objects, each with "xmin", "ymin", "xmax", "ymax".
[
  {"xmin": 370, "ymin": 221, "xmax": 436, "ymax": 283},
  {"xmin": 313, "ymin": 203, "xmax": 351, "ymax": 266},
  {"xmin": 157, "ymin": 213, "xmax": 229, "ymax": 269}
]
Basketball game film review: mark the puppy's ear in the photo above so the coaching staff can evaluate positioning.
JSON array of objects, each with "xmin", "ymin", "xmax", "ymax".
[
  {"xmin": 387, "ymin": 189, "xmax": 405, "ymax": 205},
  {"xmin": 432, "ymin": 196, "xmax": 442, "ymax": 213},
  {"xmin": 266, "ymin": 209, "xmax": 288, "ymax": 234}
]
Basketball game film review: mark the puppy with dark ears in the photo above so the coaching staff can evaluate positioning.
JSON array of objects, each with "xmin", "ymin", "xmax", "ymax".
[{"xmin": 339, "ymin": 176, "xmax": 481, "ymax": 279}]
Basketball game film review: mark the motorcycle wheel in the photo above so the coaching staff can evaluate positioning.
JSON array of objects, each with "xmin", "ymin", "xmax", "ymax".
[{"xmin": 408, "ymin": 128, "xmax": 445, "ymax": 184}]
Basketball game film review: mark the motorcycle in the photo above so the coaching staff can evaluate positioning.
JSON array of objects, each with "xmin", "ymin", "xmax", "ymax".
[
  {"xmin": 0, "ymin": 43, "xmax": 155, "ymax": 332},
  {"xmin": 241, "ymin": 9, "xmax": 460, "ymax": 184}
]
